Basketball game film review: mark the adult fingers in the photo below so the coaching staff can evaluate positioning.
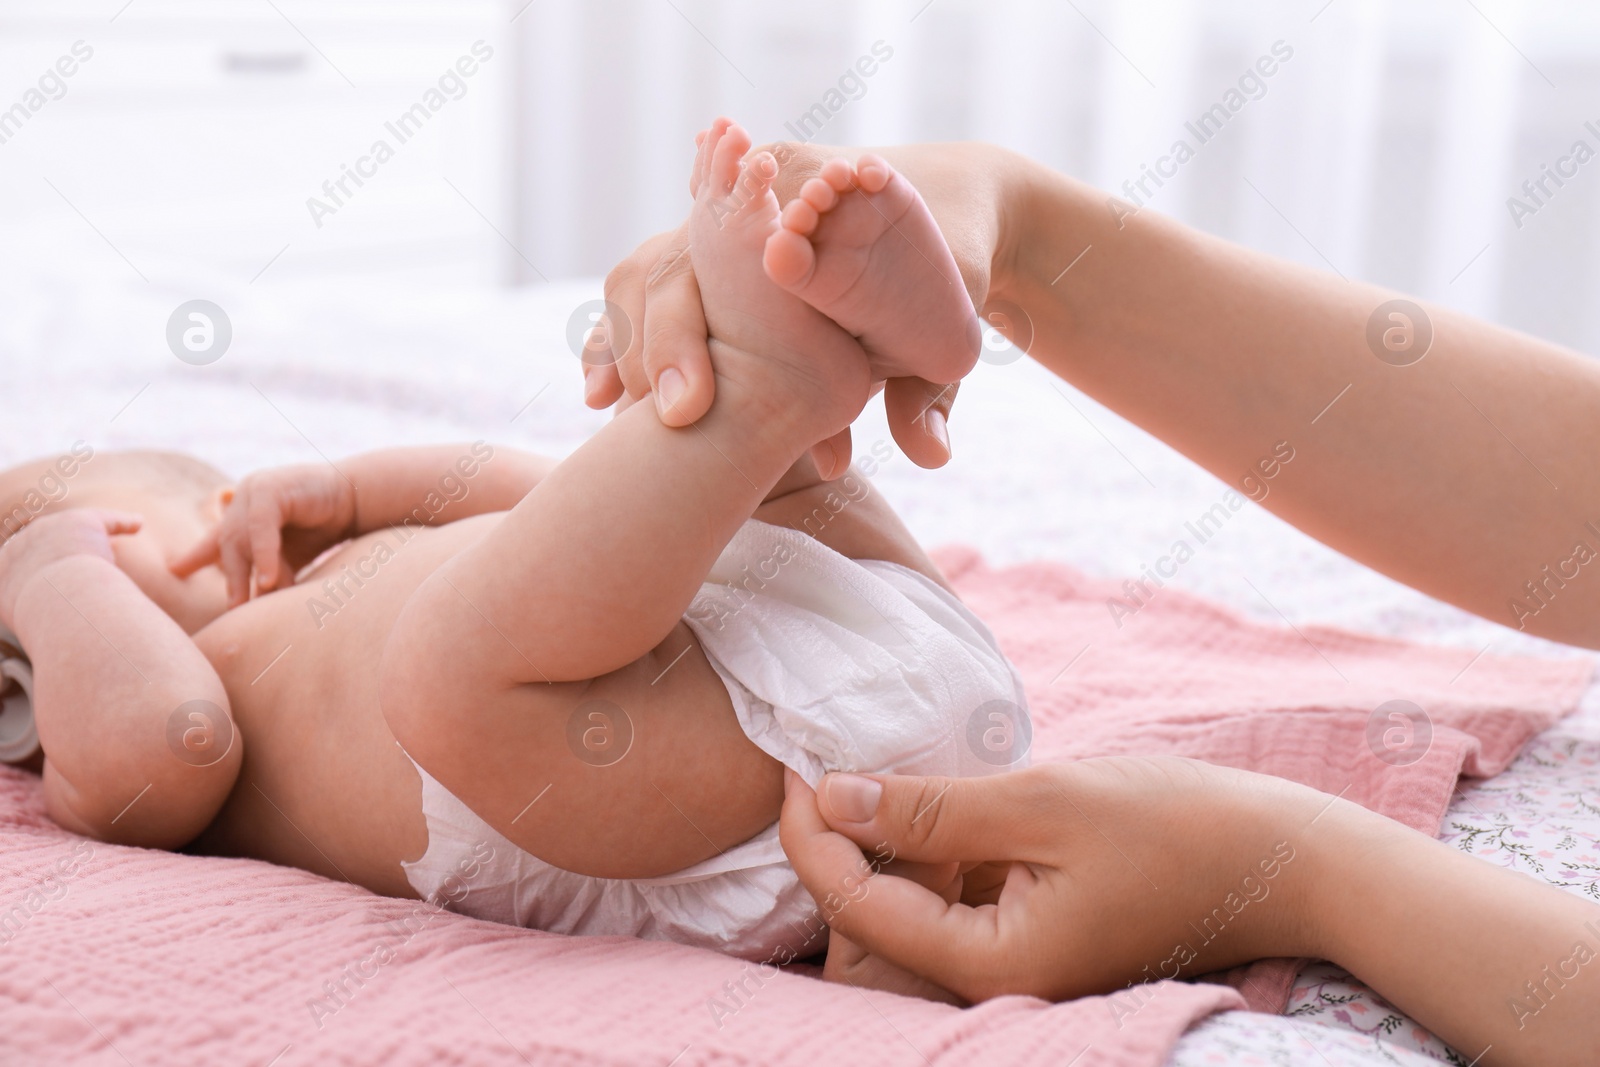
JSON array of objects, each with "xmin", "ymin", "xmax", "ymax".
[
  {"xmin": 601, "ymin": 230, "xmax": 675, "ymax": 402},
  {"xmin": 883, "ymin": 377, "xmax": 958, "ymax": 469},
  {"xmin": 813, "ymin": 767, "xmax": 1060, "ymax": 866},
  {"xmin": 807, "ymin": 426, "xmax": 854, "ymax": 481},
  {"xmin": 640, "ymin": 243, "xmax": 714, "ymax": 427},
  {"xmin": 168, "ymin": 528, "xmax": 221, "ymax": 578},
  {"xmin": 582, "ymin": 357, "xmax": 625, "ymax": 410},
  {"xmin": 778, "ymin": 769, "xmax": 1023, "ymax": 999},
  {"xmin": 958, "ymin": 861, "xmax": 1012, "ymax": 907}
]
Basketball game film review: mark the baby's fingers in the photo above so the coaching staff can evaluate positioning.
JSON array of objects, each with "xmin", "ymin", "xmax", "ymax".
[
  {"xmin": 94, "ymin": 510, "xmax": 144, "ymax": 537},
  {"xmin": 168, "ymin": 528, "xmax": 221, "ymax": 578},
  {"xmin": 217, "ymin": 530, "xmax": 253, "ymax": 607},
  {"xmin": 247, "ymin": 497, "xmax": 286, "ymax": 593}
]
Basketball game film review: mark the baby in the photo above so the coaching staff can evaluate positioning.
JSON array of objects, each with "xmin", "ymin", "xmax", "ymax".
[{"xmin": 0, "ymin": 120, "xmax": 1025, "ymax": 981}]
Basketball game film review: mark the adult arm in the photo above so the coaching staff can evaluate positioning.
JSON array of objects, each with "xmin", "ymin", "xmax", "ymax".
[
  {"xmin": 602, "ymin": 140, "xmax": 1600, "ymax": 647},
  {"xmin": 779, "ymin": 761, "xmax": 1600, "ymax": 1067},
  {"xmin": 1005, "ymin": 162, "xmax": 1600, "ymax": 647}
]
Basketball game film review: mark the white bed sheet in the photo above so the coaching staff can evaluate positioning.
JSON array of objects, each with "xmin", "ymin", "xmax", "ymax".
[{"xmin": 3, "ymin": 260, "xmax": 1595, "ymax": 1065}]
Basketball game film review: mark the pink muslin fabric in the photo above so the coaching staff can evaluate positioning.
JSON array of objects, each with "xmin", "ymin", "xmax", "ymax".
[
  {"xmin": 933, "ymin": 546, "xmax": 1593, "ymax": 1013},
  {"xmin": 0, "ymin": 549, "xmax": 1586, "ymax": 1065}
]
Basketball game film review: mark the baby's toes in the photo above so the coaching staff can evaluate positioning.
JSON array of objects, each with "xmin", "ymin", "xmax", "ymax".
[
  {"xmin": 689, "ymin": 128, "xmax": 711, "ymax": 197},
  {"xmin": 730, "ymin": 151, "xmax": 778, "ymax": 212},
  {"xmin": 798, "ymin": 175, "xmax": 839, "ymax": 214},
  {"xmin": 780, "ymin": 197, "xmax": 820, "ymax": 237},
  {"xmin": 763, "ymin": 226, "xmax": 817, "ymax": 288},
  {"xmin": 817, "ymin": 155, "xmax": 855, "ymax": 192},
  {"xmin": 853, "ymin": 153, "xmax": 893, "ymax": 193},
  {"xmin": 708, "ymin": 122, "xmax": 750, "ymax": 195}
]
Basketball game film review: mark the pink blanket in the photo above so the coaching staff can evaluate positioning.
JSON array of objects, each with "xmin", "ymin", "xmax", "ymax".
[{"xmin": 0, "ymin": 552, "xmax": 1588, "ymax": 1066}]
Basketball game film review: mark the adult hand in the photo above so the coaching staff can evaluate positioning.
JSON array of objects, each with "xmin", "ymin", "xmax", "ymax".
[
  {"xmin": 778, "ymin": 757, "xmax": 1323, "ymax": 1003},
  {"xmin": 587, "ymin": 140, "xmax": 1020, "ymax": 470}
]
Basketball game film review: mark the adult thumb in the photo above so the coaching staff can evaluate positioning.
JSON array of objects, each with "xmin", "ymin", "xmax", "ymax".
[{"xmin": 815, "ymin": 768, "xmax": 1058, "ymax": 866}]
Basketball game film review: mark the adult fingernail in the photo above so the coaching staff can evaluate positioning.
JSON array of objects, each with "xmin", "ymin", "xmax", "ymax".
[
  {"xmin": 581, "ymin": 367, "xmax": 599, "ymax": 404},
  {"xmin": 825, "ymin": 774, "xmax": 882, "ymax": 823},
  {"xmin": 656, "ymin": 367, "xmax": 687, "ymax": 417},
  {"xmin": 926, "ymin": 408, "xmax": 950, "ymax": 453},
  {"xmin": 783, "ymin": 766, "xmax": 798, "ymax": 794}
]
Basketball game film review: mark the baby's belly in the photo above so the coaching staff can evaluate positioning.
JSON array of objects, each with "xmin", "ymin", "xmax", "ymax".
[
  {"xmin": 190, "ymin": 517, "xmax": 504, "ymax": 896},
  {"xmin": 187, "ymin": 514, "xmax": 786, "ymax": 896}
]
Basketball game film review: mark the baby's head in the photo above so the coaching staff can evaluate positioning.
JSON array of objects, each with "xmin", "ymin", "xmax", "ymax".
[{"xmin": 0, "ymin": 446, "xmax": 232, "ymax": 633}]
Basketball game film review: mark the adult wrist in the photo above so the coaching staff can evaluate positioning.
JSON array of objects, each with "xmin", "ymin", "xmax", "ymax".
[
  {"xmin": 1281, "ymin": 792, "xmax": 1401, "ymax": 966},
  {"xmin": 982, "ymin": 143, "xmax": 1043, "ymax": 313},
  {"xmin": 998, "ymin": 161, "xmax": 1104, "ymax": 324}
]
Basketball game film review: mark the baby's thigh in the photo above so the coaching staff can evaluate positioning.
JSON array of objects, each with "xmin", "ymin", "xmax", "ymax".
[{"xmin": 391, "ymin": 623, "xmax": 784, "ymax": 881}]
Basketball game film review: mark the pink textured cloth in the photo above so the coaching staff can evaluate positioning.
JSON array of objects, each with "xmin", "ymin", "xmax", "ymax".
[
  {"xmin": 0, "ymin": 552, "xmax": 1588, "ymax": 1066},
  {"xmin": 935, "ymin": 547, "xmax": 1594, "ymax": 1012}
]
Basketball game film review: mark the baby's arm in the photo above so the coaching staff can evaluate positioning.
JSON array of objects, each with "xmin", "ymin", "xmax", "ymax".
[
  {"xmin": 1, "ymin": 511, "xmax": 240, "ymax": 849},
  {"xmin": 338, "ymin": 443, "xmax": 556, "ymax": 533},
  {"xmin": 172, "ymin": 443, "xmax": 557, "ymax": 602}
]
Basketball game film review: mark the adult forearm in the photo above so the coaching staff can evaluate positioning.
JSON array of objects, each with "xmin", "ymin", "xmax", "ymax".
[
  {"xmin": 998, "ymin": 160, "xmax": 1600, "ymax": 647},
  {"xmin": 1306, "ymin": 801, "xmax": 1600, "ymax": 1067}
]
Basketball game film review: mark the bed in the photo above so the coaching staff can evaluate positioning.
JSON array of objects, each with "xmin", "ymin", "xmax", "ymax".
[{"xmin": 1, "ymin": 258, "xmax": 1595, "ymax": 1065}]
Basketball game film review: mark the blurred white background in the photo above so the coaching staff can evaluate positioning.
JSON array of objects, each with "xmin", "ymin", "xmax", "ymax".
[
  {"xmin": 5, "ymin": 0, "xmax": 1600, "ymax": 644},
  {"xmin": 5, "ymin": 0, "xmax": 1600, "ymax": 341},
  {"xmin": 3, "ymin": 0, "xmax": 1600, "ymax": 340}
]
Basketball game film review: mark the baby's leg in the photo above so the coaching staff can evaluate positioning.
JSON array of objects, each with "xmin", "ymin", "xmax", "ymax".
[
  {"xmin": 763, "ymin": 154, "xmax": 982, "ymax": 385},
  {"xmin": 381, "ymin": 122, "xmax": 870, "ymax": 880}
]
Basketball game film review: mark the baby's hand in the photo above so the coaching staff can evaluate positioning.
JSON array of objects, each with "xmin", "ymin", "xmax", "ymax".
[
  {"xmin": 0, "ymin": 509, "xmax": 143, "ymax": 623},
  {"xmin": 170, "ymin": 463, "xmax": 355, "ymax": 606}
]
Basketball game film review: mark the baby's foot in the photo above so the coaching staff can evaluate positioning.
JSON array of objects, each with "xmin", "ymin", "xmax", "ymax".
[
  {"xmin": 762, "ymin": 154, "xmax": 981, "ymax": 385},
  {"xmin": 686, "ymin": 119, "xmax": 870, "ymax": 433}
]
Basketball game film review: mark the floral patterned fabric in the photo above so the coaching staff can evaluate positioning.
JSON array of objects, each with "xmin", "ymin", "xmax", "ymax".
[{"xmin": 1170, "ymin": 688, "xmax": 1600, "ymax": 1064}]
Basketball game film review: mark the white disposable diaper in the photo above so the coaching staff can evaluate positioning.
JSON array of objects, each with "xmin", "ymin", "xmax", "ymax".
[{"xmin": 401, "ymin": 518, "xmax": 1030, "ymax": 961}]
